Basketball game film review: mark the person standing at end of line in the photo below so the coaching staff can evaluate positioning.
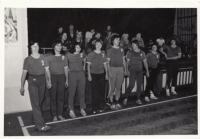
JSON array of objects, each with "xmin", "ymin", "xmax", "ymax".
[
  {"xmin": 87, "ymin": 39, "xmax": 109, "ymax": 114},
  {"xmin": 66, "ymin": 42, "xmax": 87, "ymax": 118},
  {"xmin": 123, "ymin": 40, "xmax": 149, "ymax": 105},
  {"xmin": 45, "ymin": 40, "xmax": 69, "ymax": 122},
  {"xmin": 144, "ymin": 44, "xmax": 159, "ymax": 102},
  {"xmin": 159, "ymin": 39, "xmax": 181, "ymax": 96},
  {"xmin": 107, "ymin": 34, "xmax": 127, "ymax": 110},
  {"xmin": 20, "ymin": 40, "xmax": 50, "ymax": 132}
]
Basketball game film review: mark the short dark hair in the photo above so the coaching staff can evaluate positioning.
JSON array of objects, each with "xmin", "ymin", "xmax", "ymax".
[
  {"xmin": 52, "ymin": 40, "xmax": 62, "ymax": 55},
  {"xmin": 131, "ymin": 40, "xmax": 139, "ymax": 46},
  {"xmin": 28, "ymin": 40, "xmax": 40, "ymax": 55},
  {"xmin": 111, "ymin": 34, "xmax": 120, "ymax": 46},
  {"xmin": 69, "ymin": 42, "xmax": 82, "ymax": 54}
]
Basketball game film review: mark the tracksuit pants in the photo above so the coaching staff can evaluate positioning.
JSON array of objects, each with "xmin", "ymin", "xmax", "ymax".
[
  {"xmin": 166, "ymin": 60, "xmax": 179, "ymax": 89},
  {"xmin": 108, "ymin": 67, "xmax": 124, "ymax": 102},
  {"xmin": 28, "ymin": 74, "xmax": 46, "ymax": 129},
  {"xmin": 49, "ymin": 74, "xmax": 65, "ymax": 117},
  {"xmin": 91, "ymin": 73, "xmax": 105, "ymax": 111},
  {"xmin": 145, "ymin": 67, "xmax": 158, "ymax": 97},
  {"xmin": 125, "ymin": 66, "xmax": 143, "ymax": 100},
  {"xmin": 68, "ymin": 71, "xmax": 86, "ymax": 111}
]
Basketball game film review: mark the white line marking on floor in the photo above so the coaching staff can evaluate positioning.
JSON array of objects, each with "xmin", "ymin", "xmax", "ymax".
[
  {"xmin": 17, "ymin": 116, "xmax": 24, "ymax": 127},
  {"xmin": 22, "ymin": 127, "xmax": 30, "ymax": 136},
  {"xmin": 23, "ymin": 94, "xmax": 197, "ymax": 129}
]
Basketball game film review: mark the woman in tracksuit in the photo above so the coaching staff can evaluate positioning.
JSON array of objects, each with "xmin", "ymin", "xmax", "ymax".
[
  {"xmin": 45, "ymin": 40, "xmax": 68, "ymax": 122},
  {"xmin": 159, "ymin": 39, "xmax": 181, "ymax": 96},
  {"xmin": 123, "ymin": 40, "xmax": 149, "ymax": 105},
  {"xmin": 87, "ymin": 39, "xmax": 108, "ymax": 114},
  {"xmin": 107, "ymin": 34, "xmax": 127, "ymax": 110},
  {"xmin": 144, "ymin": 44, "xmax": 159, "ymax": 102},
  {"xmin": 20, "ymin": 40, "xmax": 50, "ymax": 132},
  {"xmin": 66, "ymin": 42, "xmax": 87, "ymax": 118}
]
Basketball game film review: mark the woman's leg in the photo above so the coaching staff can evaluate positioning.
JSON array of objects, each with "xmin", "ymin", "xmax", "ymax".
[
  {"xmin": 57, "ymin": 75, "xmax": 66, "ymax": 116},
  {"xmin": 125, "ymin": 68, "xmax": 136, "ymax": 99},
  {"xmin": 98, "ymin": 73, "xmax": 105, "ymax": 110},
  {"xmin": 115, "ymin": 67, "xmax": 124, "ymax": 102},
  {"xmin": 109, "ymin": 67, "xmax": 117, "ymax": 103},
  {"xmin": 28, "ymin": 75, "xmax": 46, "ymax": 129},
  {"xmin": 49, "ymin": 74, "xmax": 58, "ymax": 117},
  {"xmin": 171, "ymin": 61, "xmax": 179, "ymax": 93},
  {"xmin": 135, "ymin": 70, "xmax": 143, "ymax": 100},
  {"xmin": 77, "ymin": 71, "xmax": 86, "ymax": 110},
  {"xmin": 91, "ymin": 73, "xmax": 99, "ymax": 112},
  {"xmin": 68, "ymin": 72, "xmax": 77, "ymax": 111}
]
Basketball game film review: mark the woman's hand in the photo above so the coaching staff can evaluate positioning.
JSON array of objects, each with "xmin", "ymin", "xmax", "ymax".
[
  {"xmin": 20, "ymin": 87, "xmax": 25, "ymax": 96},
  {"xmin": 88, "ymin": 75, "xmax": 92, "ymax": 81},
  {"xmin": 46, "ymin": 81, "xmax": 52, "ymax": 89},
  {"xmin": 105, "ymin": 74, "xmax": 109, "ymax": 80},
  {"xmin": 109, "ymin": 73, "xmax": 113, "ymax": 79},
  {"xmin": 65, "ymin": 80, "xmax": 68, "ymax": 88},
  {"xmin": 164, "ymin": 53, "xmax": 168, "ymax": 59},
  {"xmin": 146, "ymin": 71, "xmax": 150, "ymax": 78}
]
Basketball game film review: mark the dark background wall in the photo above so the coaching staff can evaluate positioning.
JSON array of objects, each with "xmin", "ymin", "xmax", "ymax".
[{"xmin": 27, "ymin": 8, "xmax": 176, "ymax": 48}]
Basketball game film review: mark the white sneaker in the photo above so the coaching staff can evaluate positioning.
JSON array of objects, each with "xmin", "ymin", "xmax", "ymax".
[
  {"xmin": 115, "ymin": 103, "xmax": 122, "ymax": 109},
  {"xmin": 69, "ymin": 110, "xmax": 76, "ymax": 118},
  {"xmin": 123, "ymin": 99, "xmax": 127, "ymax": 105},
  {"xmin": 150, "ymin": 94, "xmax": 158, "ymax": 100},
  {"xmin": 53, "ymin": 116, "xmax": 58, "ymax": 122},
  {"xmin": 171, "ymin": 91, "xmax": 177, "ymax": 95},
  {"xmin": 145, "ymin": 96, "xmax": 150, "ymax": 102},
  {"xmin": 110, "ymin": 104, "xmax": 116, "ymax": 110},
  {"xmin": 58, "ymin": 115, "xmax": 65, "ymax": 121},
  {"xmin": 80, "ymin": 109, "xmax": 87, "ymax": 117},
  {"xmin": 166, "ymin": 92, "xmax": 170, "ymax": 97},
  {"xmin": 136, "ymin": 100, "xmax": 142, "ymax": 105}
]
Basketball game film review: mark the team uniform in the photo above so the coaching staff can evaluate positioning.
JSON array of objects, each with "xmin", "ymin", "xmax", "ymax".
[
  {"xmin": 145, "ymin": 51, "xmax": 160, "ymax": 97},
  {"xmin": 87, "ymin": 51, "xmax": 107, "ymax": 112},
  {"xmin": 23, "ymin": 54, "xmax": 47, "ymax": 130},
  {"xmin": 107, "ymin": 47, "xmax": 125, "ymax": 102},
  {"xmin": 163, "ymin": 45, "xmax": 181, "ymax": 88},
  {"xmin": 45, "ymin": 55, "xmax": 68, "ymax": 117},
  {"xmin": 125, "ymin": 50, "xmax": 147, "ymax": 100},
  {"xmin": 66, "ymin": 52, "xmax": 86, "ymax": 111}
]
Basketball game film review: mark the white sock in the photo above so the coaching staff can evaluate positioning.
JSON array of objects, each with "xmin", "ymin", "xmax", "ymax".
[
  {"xmin": 171, "ymin": 86, "xmax": 175, "ymax": 92},
  {"xmin": 166, "ymin": 89, "xmax": 170, "ymax": 94}
]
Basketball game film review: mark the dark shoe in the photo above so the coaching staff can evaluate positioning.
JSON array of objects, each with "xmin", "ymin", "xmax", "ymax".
[{"xmin": 38, "ymin": 125, "xmax": 51, "ymax": 132}]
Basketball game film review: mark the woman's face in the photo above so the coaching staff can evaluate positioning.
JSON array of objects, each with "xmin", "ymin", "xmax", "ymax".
[
  {"xmin": 113, "ymin": 37, "xmax": 120, "ymax": 46},
  {"xmin": 171, "ymin": 40, "xmax": 176, "ymax": 45},
  {"xmin": 124, "ymin": 34, "xmax": 129, "ymax": 40},
  {"xmin": 95, "ymin": 33, "xmax": 101, "ymax": 39},
  {"xmin": 152, "ymin": 45, "xmax": 157, "ymax": 52},
  {"xmin": 75, "ymin": 45, "xmax": 81, "ymax": 53},
  {"xmin": 136, "ymin": 33, "xmax": 141, "ymax": 38},
  {"xmin": 95, "ymin": 42, "xmax": 102, "ymax": 51},
  {"xmin": 54, "ymin": 43, "xmax": 62, "ymax": 52},
  {"xmin": 31, "ymin": 43, "xmax": 39, "ymax": 53},
  {"xmin": 62, "ymin": 33, "xmax": 67, "ymax": 40},
  {"xmin": 132, "ymin": 43, "xmax": 138, "ymax": 50},
  {"xmin": 107, "ymin": 26, "xmax": 111, "ymax": 30}
]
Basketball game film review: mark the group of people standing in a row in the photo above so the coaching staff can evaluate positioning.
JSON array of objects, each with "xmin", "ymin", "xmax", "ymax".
[{"xmin": 20, "ymin": 25, "xmax": 181, "ymax": 132}]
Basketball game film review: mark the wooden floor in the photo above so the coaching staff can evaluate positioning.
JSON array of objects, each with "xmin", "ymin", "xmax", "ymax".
[{"xmin": 4, "ymin": 88, "xmax": 198, "ymax": 136}]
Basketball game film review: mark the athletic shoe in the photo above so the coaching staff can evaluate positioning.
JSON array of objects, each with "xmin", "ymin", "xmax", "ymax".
[
  {"xmin": 115, "ymin": 103, "xmax": 122, "ymax": 109},
  {"xmin": 81, "ymin": 109, "xmax": 87, "ymax": 117},
  {"xmin": 93, "ymin": 111, "xmax": 97, "ymax": 114},
  {"xmin": 166, "ymin": 92, "xmax": 170, "ymax": 97},
  {"xmin": 53, "ymin": 116, "xmax": 58, "ymax": 122},
  {"xmin": 98, "ymin": 110, "xmax": 104, "ymax": 113},
  {"xmin": 136, "ymin": 100, "xmax": 142, "ymax": 105},
  {"xmin": 145, "ymin": 96, "xmax": 150, "ymax": 102},
  {"xmin": 110, "ymin": 104, "xmax": 116, "ymax": 110},
  {"xmin": 171, "ymin": 91, "xmax": 177, "ymax": 95},
  {"xmin": 58, "ymin": 115, "xmax": 65, "ymax": 121},
  {"xmin": 69, "ymin": 110, "xmax": 76, "ymax": 118},
  {"xmin": 150, "ymin": 94, "xmax": 158, "ymax": 100},
  {"xmin": 38, "ymin": 125, "xmax": 51, "ymax": 132},
  {"xmin": 123, "ymin": 99, "xmax": 128, "ymax": 105}
]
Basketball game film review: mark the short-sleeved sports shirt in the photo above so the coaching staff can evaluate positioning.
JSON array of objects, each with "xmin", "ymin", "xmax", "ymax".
[
  {"xmin": 87, "ymin": 51, "xmax": 107, "ymax": 74},
  {"xmin": 66, "ymin": 52, "xmax": 85, "ymax": 71},
  {"xmin": 127, "ymin": 50, "xmax": 146, "ymax": 70},
  {"xmin": 44, "ymin": 55, "xmax": 68, "ymax": 74},
  {"xmin": 106, "ymin": 47, "xmax": 124, "ymax": 67},
  {"xmin": 146, "ymin": 51, "xmax": 160, "ymax": 68},
  {"xmin": 23, "ymin": 54, "xmax": 46, "ymax": 75},
  {"xmin": 162, "ymin": 45, "xmax": 181, "ymax": 58}
]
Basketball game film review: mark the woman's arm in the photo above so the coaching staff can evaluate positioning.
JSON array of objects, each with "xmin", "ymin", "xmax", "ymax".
[
  {"xmin": 64, "ymin": 67, "xmax": 69, "ymax": 88},
  {"xmin": 123, "ymin": 57, "xmax": 127, "ymax": 76},
  {"xmin": 167, "ymin": 53, "xmax": 182, "ymax": 60},
  {"xmin": 20, "ymin": 70, "xmax": 27, "ymax": 96},
  {"xmin": 104, "ymin": 63, "xmax": 109, "ymax": 80},
  {"xmin": 143, "ymin": 60, "xmax": 149, "ymax": 78},
  {"xmin": 83, "ymin": 57, "xmax": 86, "ymax": 70},
  {"xmin": 107, "ymin": 59, "xmax": 112, "ymax": 78},
  {"xmin": 159, "ymin": 47, "xmax": 168, "ymax": 58},
  {"xmin": 126, "ymin": 59, "xmax": 130, "ymax": 76},
  {"xmin": 45, "ymin": 68, "xmax": 52, "ymax": 89}
]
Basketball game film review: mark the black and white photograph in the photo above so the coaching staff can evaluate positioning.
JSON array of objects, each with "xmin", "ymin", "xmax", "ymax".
[{"xmin": 2, "ymin": 0, "xmax": 199, "ymax": 137}]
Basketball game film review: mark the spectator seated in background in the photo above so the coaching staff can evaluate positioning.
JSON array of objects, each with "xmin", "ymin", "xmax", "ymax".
[{"xmin": 131, "ymin": 33, "xmax": 145, "ymax": 50}]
